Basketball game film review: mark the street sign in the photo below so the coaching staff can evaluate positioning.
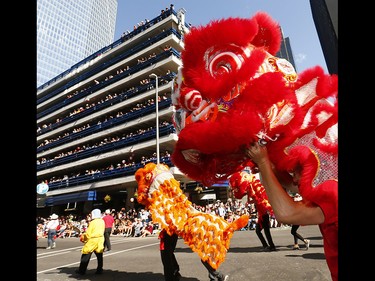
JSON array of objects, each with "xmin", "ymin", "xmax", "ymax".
[{"xmin": 37, "ymin": 182, "xmax": 49, "ymax": 194}]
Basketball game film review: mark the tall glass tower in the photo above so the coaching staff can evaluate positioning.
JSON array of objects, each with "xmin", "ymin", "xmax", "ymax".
[{"xmin": 37, "ymin": 0, "xmax": 118, "ymax": 88}]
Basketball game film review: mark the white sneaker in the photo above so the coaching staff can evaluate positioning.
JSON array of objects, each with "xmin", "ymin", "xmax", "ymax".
[
  {"xmin": 46, "ymin": 246, "xmax": 51, "ymax": 249},
  {"xmin": 304, "ymin": 239, "xmax": 310, "ymax": 250}
]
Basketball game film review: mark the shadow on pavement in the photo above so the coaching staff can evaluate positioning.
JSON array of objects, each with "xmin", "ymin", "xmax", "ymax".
[{"xmin": 51, "ymin": 267, "xmax": 201, "ymax": 281}]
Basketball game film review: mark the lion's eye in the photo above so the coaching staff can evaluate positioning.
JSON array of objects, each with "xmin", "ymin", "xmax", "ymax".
[
  {"xmin": 204, "ymin": 44, "xmax": 250, "ymax": 78},
  {"xmin": 145, "ymin": 172, "xmax": 152, "ymax": 181}
]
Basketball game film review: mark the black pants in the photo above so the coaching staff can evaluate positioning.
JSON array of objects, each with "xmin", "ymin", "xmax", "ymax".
[
  {"xmin": 160, "ymin": 232, "xmax": 180, "ymax": 281},
  {"xmin": 103, "ymin": 227, "xmax": 112, "ymax": 250},
  {"xmin": 291, "ymin": 225, "xmax": 305, "ymax": 244},
  {"xmin": 201, "ymin": 259, "xmax": 226, "ymax": 281},
  {"xmin": 78, "ymin": 251, "xmax": 103, "ymax": 273},
  {"xmin": 255, "ymin": 213, "xmax": 275, "ymax": 248}
]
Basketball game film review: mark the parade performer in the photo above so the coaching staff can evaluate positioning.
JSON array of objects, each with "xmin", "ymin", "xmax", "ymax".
[
  {"xmin": 134, "ymin": 162, "xmax": 248, "ymax": 270},
  {"xmin": 246, "ymin": 142, "xmax": 338, "ymax": 280},
  {"xmin": 228, "ymin": 171, "xmax": 276, "ymax": 251},
  {"xmin": 229, "ymin": 171, "xmax": 273, "ymax": 226},
  {"xmin": 170, "ymin": 11, "xmax": 337, "ymax": 280},
  {"xmin": 76, "ymin": 208, "xmax": 105, "ymax": 275}
]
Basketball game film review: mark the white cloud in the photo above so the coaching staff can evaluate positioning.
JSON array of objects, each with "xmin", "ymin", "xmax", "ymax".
[{"xmin": 295, "ymin": 53, "xmax": 306, "ymax": 64}]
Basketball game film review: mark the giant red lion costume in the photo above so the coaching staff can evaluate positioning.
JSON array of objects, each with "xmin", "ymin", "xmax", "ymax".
[{"xmin": 171, "ymin": 11, "xmax": 338, "ymax": 188}]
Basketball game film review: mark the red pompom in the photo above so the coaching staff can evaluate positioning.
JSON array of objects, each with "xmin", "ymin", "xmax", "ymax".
[{"xmin": 179, "ymin": 87, "xmax": 202, "ymax": 111}]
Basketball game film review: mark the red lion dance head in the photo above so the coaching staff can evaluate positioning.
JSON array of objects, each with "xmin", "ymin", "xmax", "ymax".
[{"xmin": 171, "ymin": 12, "xmax": 338, "ymax": 187}]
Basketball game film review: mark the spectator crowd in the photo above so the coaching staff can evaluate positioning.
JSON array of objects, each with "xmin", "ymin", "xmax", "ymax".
[{"xmin": 37, "ymin": 199, "xmax": 288, "ymax": 241}]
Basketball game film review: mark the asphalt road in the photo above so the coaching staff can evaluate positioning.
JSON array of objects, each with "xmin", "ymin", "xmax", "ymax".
[{"xmin": 36, "ymin": 224, "xmax": 331, "ymax": 281}]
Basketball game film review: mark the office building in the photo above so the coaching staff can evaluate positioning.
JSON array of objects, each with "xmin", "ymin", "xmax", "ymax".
[
  {"xmin": 278, "ymin": 36, "xmax": 297, "ymax": 72},
  {"xmin": 37, "ymin": 0, "xmax": 118, "ymax": 88},
  {"xmin": 309, "ymin": 0, "xmax": 338, "ymax": 74},
  {"xmin": 36, "ymin": 6, "xmax": 296, "ymax": 216}
]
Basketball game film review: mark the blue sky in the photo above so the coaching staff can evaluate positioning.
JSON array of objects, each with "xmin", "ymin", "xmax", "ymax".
[{"xmin": 114, "ymin": 0, "xmax": 328, "ymax": 73}]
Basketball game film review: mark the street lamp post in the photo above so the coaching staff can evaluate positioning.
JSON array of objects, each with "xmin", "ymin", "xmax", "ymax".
[{"xmin": 149, "ymin": 73, "xmax": 160, "ymax": 164}]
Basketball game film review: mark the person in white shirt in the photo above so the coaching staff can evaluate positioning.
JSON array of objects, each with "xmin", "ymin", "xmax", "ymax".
[
  {"xmin": 133, "ymin": 218, "xmax": 144, "ymax": 237},
  {"xmin": 217, "ymin": 202, "xmax": 226, "ymax": 218},
  {"xmin": 46, "ymin": 213, "xmax": 59, "ymax": 249}
]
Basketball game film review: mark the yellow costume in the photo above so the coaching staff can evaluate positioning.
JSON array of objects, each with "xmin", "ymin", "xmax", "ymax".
[
  {"xmin": 80, "ymin": 214, "xmax": 105, "ymax": 254},
  {"xmin": 76, "ymin": 208, "xmax": 105, "ymax": 275}
]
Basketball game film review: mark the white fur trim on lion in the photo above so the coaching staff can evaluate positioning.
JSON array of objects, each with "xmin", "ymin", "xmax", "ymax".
[{"xmin": 148, "ymin": 165, "xmax": 174, "ymax": 196}]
